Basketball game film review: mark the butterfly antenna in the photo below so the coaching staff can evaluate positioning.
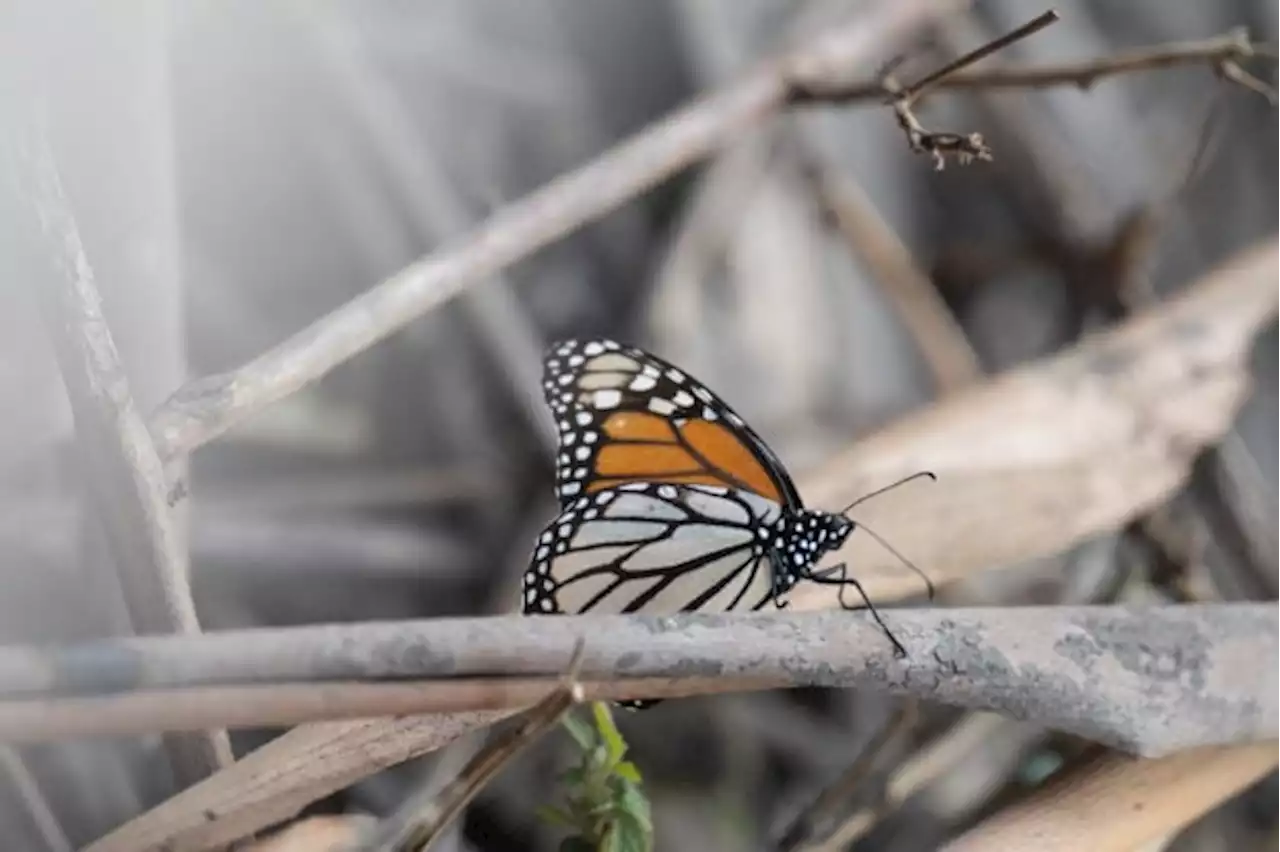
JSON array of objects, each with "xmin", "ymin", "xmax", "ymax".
[
  {"xmin": 855, "ymin": 521, "xmax": 936, "ymax": 602},
  {"xmin": 838, "ymin": 471, "xmax": 936, "ymax": 516}
]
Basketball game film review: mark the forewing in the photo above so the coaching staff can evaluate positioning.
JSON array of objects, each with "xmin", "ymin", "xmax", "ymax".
[{"xmin": 541, "ymin": 339, "xmax": 803, "ymax": 509}]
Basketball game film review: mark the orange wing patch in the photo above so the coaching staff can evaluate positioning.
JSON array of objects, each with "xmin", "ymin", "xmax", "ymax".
[
  {"xmin": 587, "ymin": 411, "xmax": 783, "ymax": 501},
  {"xmin": 679, "ymin": 420, "xmax": 782, "ymax": 502},
  {"xmin": 602, "ymin": 412, "xmax": 677, "ymax": 442},
  {"xmin": 596, "ymin": 444, "xmax": 701, "ymax": 478}
]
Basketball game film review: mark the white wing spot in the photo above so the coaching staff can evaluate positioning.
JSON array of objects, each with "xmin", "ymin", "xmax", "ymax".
[
  {"xmin": 583, "ymin": 342, "xmax": 605, "ymax": 356},
  {"xmin": 657, "ymin": 485, "xmax": 678, "ymax": 499},
  {"xmin": 629, "ymin": 374, "xmax": 657, "ymax": 392},
  {"xmin": 574, "ymin": 446, "xmax": 590, "ymax": 461},
  {"xmin": 672, "ymin": 390, "xmax": 694, "ymax": 407},
  {"xmin": 648, "ymin": 398, "xmax": 676, "ymax": 416},
  {"xmin": 575, "ymin": 411, "xmax": 592, "ymax": 426},
  {"xmin": 583, "ymin": 431, "xmax": 598, "ymax": 444},
  {"xmin": 568, "ymin": 354, "xmax": 585, "ymax": 367},
  {"xmin": 593, "ymin": 389, "xmax": 622, "ymax": 409},
  {"xmin": 703, "ymin": 407, "xmax": 718, "ymax": 421}
]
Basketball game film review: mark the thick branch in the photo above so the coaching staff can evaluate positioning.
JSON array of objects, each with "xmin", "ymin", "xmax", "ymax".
[
  {"xmin": 146, "ymin": 0, "xmax": 950, "ymax": 462},
  {"xmin": 3, "ymin": 605, "xmax": 1275, "ymax": 757}
]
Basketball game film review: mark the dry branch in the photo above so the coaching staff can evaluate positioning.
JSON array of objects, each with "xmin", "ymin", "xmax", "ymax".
[
  {"xmin": 4, "ymin": 121, "xmax": 232, "ymax": 784},
  {"xmin": 351, "ymin": 648, "xmax": 585, "ymax": 852},
  {"xmin": 787, "ymin": 26, "xmax": 1276, "ymax": 102},
  {"xmin": 85, "ymin": 238, "xmax": 1278, "ymax": 852},
  {"xmin": 940, "ymin": 742, "xmax": 1280, "ymax": 851},
  {"xmin": 145, "ymin": 0, "xmax": 950, "ymax": 462},
  {"xmin": 2, "ymin": 604, "xmax": 1275, "ymax": 758},
  {"xmin": 0, "ymin": 677, "xmax": 777, "ymax": 744}
]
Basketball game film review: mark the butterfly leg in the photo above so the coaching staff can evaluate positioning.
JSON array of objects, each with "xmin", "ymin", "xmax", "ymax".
[
  {"xmin": 806, "ymin": 563, "xmax": 908, "ymax": 658},
  {"xmin": 767, "ymin": 549, "xmax": 792, "ymax": 610}
]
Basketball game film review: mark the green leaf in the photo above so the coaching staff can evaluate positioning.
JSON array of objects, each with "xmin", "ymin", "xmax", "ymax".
[
  {"xmin": 561, "ymin": 713, "xmax": 596, "ymax": 751},
  {"xmin": 592, "ymin": 702, "xmax": 629, "ymax": 765},
  {"xmin": 616, "ymin": 782, "xmax": 653, "ymax": 832},
  {"xmin": 609, "ymin": 812, "xmax": 654, "ymax": 852},
  {"xmin": 613, "ymin": 760, "xmax": 643, "ymax": 783}
]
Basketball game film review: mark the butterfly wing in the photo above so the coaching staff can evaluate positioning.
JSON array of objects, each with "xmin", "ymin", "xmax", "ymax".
[
  {"xmin": 541, "ymin": 339, "xmax": 804, "ymax": 510},
  {"xmin": 522, "ymin": 483, "xmax": 783, "ymax": 618}
]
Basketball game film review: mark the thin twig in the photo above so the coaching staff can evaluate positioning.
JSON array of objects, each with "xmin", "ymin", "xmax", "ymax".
[
  {"xmin": 886, "ymin": 10, "xmax": 1059, "ymax": 169},
  {"xmin": 901, "ymin": 10, "xmax": 1062, "ymax": 100},
  {"xmin": 776, "ymin": 701, "xmax": 920, "ymax": 851},
  {"xmin": 795, "ymin": 140, "xmax": 983, "ymax": 391},
  {"xmin": 0, "ymin": 676, "xmax": 779, "ymax": 744},
  {"xmin": 788, "ymin": 27, "xmax": 1277, "ymax": 101},
  {"xmin": 3, "ymin": 116, "xmax": 232, "ymax": 784},
  {"xmin": 0, "ymin": 746, "xmax": 73, "ymax": 852},
  {"xmin": 815, "ymin": 713, "xmax": 1024, "ymax": 850},
  {"xmin": 0, "ymin": 605, "xmax": 1274, "ymax": 757},
  {"xmin": 353, "ymin": 641, "xmax": 587, "ymax": 852},
  {"xmin": 145, "ymin": 0, "xmax": 951, "ymax": 462}
]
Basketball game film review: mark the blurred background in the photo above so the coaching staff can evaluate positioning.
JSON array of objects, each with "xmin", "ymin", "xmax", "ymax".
[{"xmin": 0, "ymin": 1, "xmax": 1275, "ymax": 849}]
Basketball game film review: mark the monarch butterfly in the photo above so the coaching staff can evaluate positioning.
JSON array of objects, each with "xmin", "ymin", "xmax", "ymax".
[{"xmin": 521, "ymin": 338, "xmax": 922, "ymax": 705}]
